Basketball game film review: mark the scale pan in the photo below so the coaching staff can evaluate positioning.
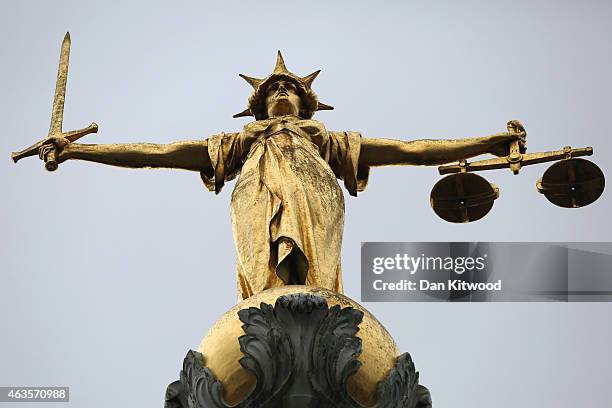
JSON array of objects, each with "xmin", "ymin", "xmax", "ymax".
[
  {"xmin": 430, "ymin": 173, "xmax": 499, "ymax": 223},
  {"xmin": 537, "ymin": 158, "xmax": 604, "ymax": 208}
]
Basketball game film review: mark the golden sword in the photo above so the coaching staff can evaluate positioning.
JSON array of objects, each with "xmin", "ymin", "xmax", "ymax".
[{"xmin": 11, "ymin": 32, "xmax": 98, "ymax": 171}]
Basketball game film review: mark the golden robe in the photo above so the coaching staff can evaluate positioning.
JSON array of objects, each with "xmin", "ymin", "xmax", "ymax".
[{"xmin": 201, "ymin": 115, "xmax": 369, "ymax": 300}]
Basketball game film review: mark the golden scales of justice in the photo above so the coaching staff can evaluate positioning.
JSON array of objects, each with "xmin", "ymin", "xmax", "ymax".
[
  {"xmin": 431, "ymin": 125, "xmax": 605, "ymax": 223},
  {"xmin": 11, "ymin": 33, "xmax": 606, "ymax": 224}
]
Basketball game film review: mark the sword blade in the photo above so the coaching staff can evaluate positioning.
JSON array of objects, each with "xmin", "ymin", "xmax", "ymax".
[{"xmin": 49, "ymin": 32, "xmax": 71, "ymax": 136}]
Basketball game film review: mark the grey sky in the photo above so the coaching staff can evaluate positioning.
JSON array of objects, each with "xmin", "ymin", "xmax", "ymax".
[{"xmin": 2, "ymin": 1, "xmax": 611, "ymax": 407}]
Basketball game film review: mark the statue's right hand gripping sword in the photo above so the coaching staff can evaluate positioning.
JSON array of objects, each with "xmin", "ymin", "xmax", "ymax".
[{"xmin": 11, "ymin": 32, "xmax": 98, "ymax": 171}]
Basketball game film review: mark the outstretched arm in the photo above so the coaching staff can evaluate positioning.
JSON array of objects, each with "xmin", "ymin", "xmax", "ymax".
[
  {"xmin": 359, "ymin": 121, "xmax": 526, "ymax": 167},
  {"xmin": 40, "ymin": 138, "xmax": 212, "ymax": 172}
]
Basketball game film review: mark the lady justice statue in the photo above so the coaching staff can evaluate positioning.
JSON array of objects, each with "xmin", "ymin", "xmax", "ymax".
[
  {"xmin": 15, "ymin": 35, "xmax": 532, "ymax": 407},
  {"xmin": 34, "ymin": 51, "xmax": 525, "ymax": 301}
]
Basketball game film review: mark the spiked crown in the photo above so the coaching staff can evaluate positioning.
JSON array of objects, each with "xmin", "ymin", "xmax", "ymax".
[{"xmin": 234, "ymin": 51, "xmax": 333, "ymax": 120}]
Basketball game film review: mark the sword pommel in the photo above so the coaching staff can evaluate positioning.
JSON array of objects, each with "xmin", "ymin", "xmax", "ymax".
[{"xmin": 45, "ymin": 150, "xmax": 59, "ymax": 172}]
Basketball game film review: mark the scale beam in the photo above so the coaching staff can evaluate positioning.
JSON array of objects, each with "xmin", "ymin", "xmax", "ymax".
[{"xmin": 438, "ymin": 146, "xmax": 593, "ymax": 175}]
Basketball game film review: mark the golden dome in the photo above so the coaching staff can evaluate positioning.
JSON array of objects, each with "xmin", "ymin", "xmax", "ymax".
[{"xmin": 198, "ymin": 286, "xmax": 400, "ymax": 407}]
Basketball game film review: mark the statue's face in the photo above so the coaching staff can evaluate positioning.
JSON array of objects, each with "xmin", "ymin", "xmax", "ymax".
[{"xmin": 265, "ymin": 80, "xmax": 302, "ymax": 118}]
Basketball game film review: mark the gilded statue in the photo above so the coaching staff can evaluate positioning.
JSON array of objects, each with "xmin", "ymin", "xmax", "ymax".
[{"xmin": 28, "ymin": 50, "xmax": 526, "ymax": 300}]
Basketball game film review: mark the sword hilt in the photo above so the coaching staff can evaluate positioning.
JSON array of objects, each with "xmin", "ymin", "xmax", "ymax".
[{"xmin": 11, "ymin": 122, "xmax": 99, "ymax": 170}]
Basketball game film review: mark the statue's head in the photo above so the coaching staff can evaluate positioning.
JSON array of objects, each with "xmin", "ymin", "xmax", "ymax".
[
  {"xmin": 264, "ymin": 79, "xmax": 303, "ymax": 118},
  {"xmin": 234, "ymin": 51, "xmax": 334, "ymax": 120}
]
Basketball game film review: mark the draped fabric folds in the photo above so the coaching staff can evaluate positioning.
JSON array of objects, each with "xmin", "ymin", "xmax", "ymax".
[{"xmin": 200, "ymin": 116, "xmax": 369, "ymax": 300}]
